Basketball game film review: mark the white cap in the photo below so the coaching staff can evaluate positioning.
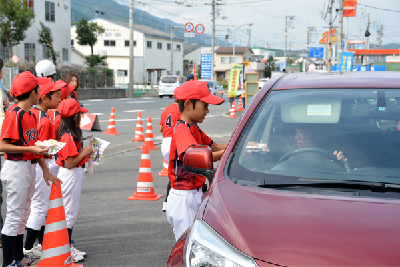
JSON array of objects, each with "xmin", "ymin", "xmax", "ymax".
[{"xmin": 35, "ymin": 60, "xmax": 56, "ymax": 77}]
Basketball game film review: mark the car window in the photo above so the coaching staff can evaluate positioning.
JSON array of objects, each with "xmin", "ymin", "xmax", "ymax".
[
  {"xmin": 227, "ymin": 89, "xmax": 400, "ymax": 185},
  {"xmin": 161, "ymin": 77, "xmax": 177, "ymax": 83},
  {"xmin": 206, "ymin": 81, "xmax": 214, "ymax": 88}
]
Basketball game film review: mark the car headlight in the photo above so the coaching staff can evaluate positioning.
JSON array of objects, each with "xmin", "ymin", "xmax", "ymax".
[{"xmin": 184, "ymin": 219, "xmax": 258, "ymax": 267}]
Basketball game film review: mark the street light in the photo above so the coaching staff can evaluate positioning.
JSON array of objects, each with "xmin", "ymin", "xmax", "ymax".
[{"xmin": 233, "ymin": 23, "xmax": 252, "ymax": 63}]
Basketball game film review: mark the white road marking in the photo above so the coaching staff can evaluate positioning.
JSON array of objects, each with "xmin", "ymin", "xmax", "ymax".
[
  {"xmin": 87, "ymin": 99, "xmax": 105, "ymax": 102},
  {"xmin": 91, "ymin": 113, "xmax": 104, "ymax": 116},
  {"xmin": 141, "ymin": 97, "xmax": 154, "ymax": 99},
  {"xmin": 123, "ymin": 110, "xmax": 145, "ymax": 113},
  {"xmin": 159, "ymin": 108, "xmax": 165, "ymax": 110},
  {"xmin": 99, "ymin": 118, "xmax": 161, "ymax": 123},
  {"xmin": 83, "ymin": 104, "xmax": 91, "ymax": 106},
  {"xmin": 207, "ymin": 115, "xmax": 220, "ymax": 118},
  {"xmin": 126, "ymin": 101, "xmax": 155, "ymax": 104}
]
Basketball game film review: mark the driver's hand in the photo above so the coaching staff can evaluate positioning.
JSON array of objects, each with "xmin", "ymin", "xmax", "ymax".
[{"xmin": 333, "ymin": 150, "xmax": 347, "ymax": 162}]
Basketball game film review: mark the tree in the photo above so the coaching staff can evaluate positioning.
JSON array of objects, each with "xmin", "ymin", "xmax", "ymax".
[
  {"xmin": 75, "ymin": 19, "xmax": 105, "ymax": 67},
  {"xmin": 85, "ymin": 55, "xmax": 107, "ymax": 68},
  {"xmin": 37, "ymin": 22, "xmax": 59, "ymax": 66},
  {"xmin": 0, "ymin": 0, "xmax": 34, "ymax": 59}
]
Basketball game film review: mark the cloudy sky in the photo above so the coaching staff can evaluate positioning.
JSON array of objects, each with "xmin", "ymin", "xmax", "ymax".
[{"xmin": 116, "ymin": 0, "xmax": 400, "ymax": 50}]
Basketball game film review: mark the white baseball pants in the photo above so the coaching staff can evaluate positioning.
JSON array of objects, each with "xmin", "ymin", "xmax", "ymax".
[
  {"xmin": 1, "ymin": 160, "xmax": 36, "ymax": 236},
  {"xmin": 166, "ymin": 188, "xmax": 203, "ymax": 241},
  {"xmin": 161, "ymin": 137, "xmax": 172, "ymax": 162},
  {"xmin": 57, "ymin": 167, "xmax": 85, "ymax": 229},
  {"xmin": 26, "ymin": 158, "xmax": 59, "ymax": 230}
]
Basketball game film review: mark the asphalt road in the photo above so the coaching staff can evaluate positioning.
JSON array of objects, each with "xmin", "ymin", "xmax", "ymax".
[{"xmin": 0, "ymin": 96, "xmax": 239, "ymax": 267}]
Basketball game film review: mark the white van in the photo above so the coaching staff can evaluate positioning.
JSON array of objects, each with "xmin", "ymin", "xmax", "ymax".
[{"xmin": 158, "ymin": 76, "xmax": 186, "ymax": 98}]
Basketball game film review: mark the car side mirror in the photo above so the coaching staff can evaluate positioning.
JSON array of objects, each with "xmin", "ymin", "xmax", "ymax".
[{"xmin": 183, "ymin": 145, "xmax": 214, "ymax": 182}]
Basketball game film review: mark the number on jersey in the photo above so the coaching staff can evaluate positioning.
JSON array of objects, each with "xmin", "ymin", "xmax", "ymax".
[{"xmin": 165, "ymin": 114, "xmax": 172, "ymax": 127}]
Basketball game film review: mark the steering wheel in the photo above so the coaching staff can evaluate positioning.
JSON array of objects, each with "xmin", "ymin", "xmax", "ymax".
[{"xmin": 278, "ymin": 147, "xmax": 338, "ymax": 164}]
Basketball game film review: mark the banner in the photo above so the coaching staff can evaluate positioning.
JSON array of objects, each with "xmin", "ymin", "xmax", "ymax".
[
  {"xmin": 228, "ymin": 64, "xmax": 242, "ymax": 97},
  {"xmin": 340, "ymin": 51, "xmax": 354, "ymax": 72},
  {"xmin": 319, "ymin": 29, "xmax": 338, "ymax": 44},
  {"xmin": 343, "ymin": 0, "xmax": 357, "ymax": 17}
]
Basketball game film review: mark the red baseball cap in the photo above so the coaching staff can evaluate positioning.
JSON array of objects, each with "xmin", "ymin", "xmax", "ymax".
[
  {"xmin": 54, "ymin": 81, "xmax": 75, "ymax": 100},
  {"xmin": 58, "ymin": 98, "xmax": 88, "ymax": 118},
  {"xmin": 11, "ymin": 71, "xmax": 50, "ymax": 97},
  {"xmin": 173, "ymin": 80, "xmax": 224, "ymax": 105},
  {"xmin": 39, "ymin": 80, "xmax": 58, "ymax": 98}
]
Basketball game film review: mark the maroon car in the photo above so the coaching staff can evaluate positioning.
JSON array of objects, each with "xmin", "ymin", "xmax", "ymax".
[{"xmin": 166, "ymin": 71, "xmax": 400, "ymax": 267}]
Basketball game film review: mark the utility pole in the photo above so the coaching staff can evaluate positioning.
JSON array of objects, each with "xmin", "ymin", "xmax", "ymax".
[
  {"xmin": 211, "ymin": 0, "xmax": 215, "ymax": 80},
  {"xmin": 378, "ymin": 24, "xmax": 383, "ymax": 63},
  {"xmin": 365, "ymin": 13, "xmax": 370, "ymax": 64},
  {"xmin": 284, "ymin": 15, "xmax": 295, "ymax": 68},
  {"xmin": 327, "ymin": 0, "xmax": 333, "ymax": 72},
  {"xmin": 337, "ymin": 0, "xmax": 344, "ymax": 66},
  {"xmin": 247, "ymin": 29, "xmax": 251, "ymax": 47},
  {"xmin": 345, "ymin": 16, "xmax": 349, "ymax": 51},
  {"xmin": 128, "ymin": 0, "xmax": 134, "ymax": 98},
  {"xmin": 307, "ymin": 27, "xmax": 315, "ymax": 71}
]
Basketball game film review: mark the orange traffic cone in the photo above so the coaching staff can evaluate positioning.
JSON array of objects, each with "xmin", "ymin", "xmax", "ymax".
[
  {"xmin": 103, "ymin": 107, "xmax": 121, "ymax": 135},
  {"xmin": 237, "ymin": 96, "xmax": 244, "ymax": 111},
  {"xmin": 229, "ymin": 101, "xmax": 237, "ymax": 118},
  {"xmin": 158, "ymin": 159, "xmax": 168, "ymax": 177},
  {"xmin": 37, "ymin": 182, "xmax": 82, "ymax": 267},
  {"xmin": 139, "ymin": 117, "xmax": 159, "ymax": 150},
  {"xmin": 127, "ymin": 144, "xmax": 163, "ymax": 201},
  {"xmin": 131, "ymin": 111, "xmax": 145, "ymax": 141}
]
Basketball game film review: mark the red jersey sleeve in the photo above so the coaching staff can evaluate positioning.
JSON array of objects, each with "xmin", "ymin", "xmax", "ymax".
[
  {"xmin": 38, "ymin": 118, "xmax": 55, "ymax": 141},
  {"xmin": 199, "ymin": 127, "xmax": 213, "ymax": 146},
  {"xmin": 0, "ymin": 112, "xmax": 20, "ymax": 143},
  {"xmin": 174, "ymin": 123, "xmax": 198, "ymax": 159}
]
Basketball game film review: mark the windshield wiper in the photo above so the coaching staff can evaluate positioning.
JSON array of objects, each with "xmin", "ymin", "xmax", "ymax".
[{"xmin": 252, "ymin": 179, "xmax": 400, "ymax": 192}]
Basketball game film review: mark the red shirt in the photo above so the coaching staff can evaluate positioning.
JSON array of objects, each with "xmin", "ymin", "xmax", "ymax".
[
  {"xmin": 47, "ymin": 109, "xmax": 61, "ymax": 134},
  {"xmin": 70, "ymin": 91, "xmax": 77, "ymax": 100},
  {"xmin": 6, "ymin": 103, "xmax": 18, "ymax": 115},
  {"xmin": 0, "ymin": 105, "xmax": 41, "ymax": 161},
  {"xmin": 56, "ymin": 132, "xmax": 86, "ymax": 168},
  {"xmin": 30, "ymin": 107, "xmax": 55, "ymax": 159},
  {"xmin": 168, "ymin": 120, "xmax": 213, "ymax": 190},
  {"xmin": 160, "ymin": 104, "xmax": 180, "ymax": 138}
]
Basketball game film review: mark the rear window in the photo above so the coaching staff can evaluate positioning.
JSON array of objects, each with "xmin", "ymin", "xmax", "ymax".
[
  {"xmin": 161, "ymin": 77, "xmax": 177, "ymax": 83},
  {"xmin": 227, "ymin": 89, "xmax": 400, "ymax": 185}
]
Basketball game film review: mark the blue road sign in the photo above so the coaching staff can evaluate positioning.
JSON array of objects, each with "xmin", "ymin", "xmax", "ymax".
[
  {"xmin": 342, "ymin": 41, "xmax": 344, "ymax": 48},
  {"xmin": 309, "ymin": 47, "xmax": 324, "ymax": 58},
  {"xmin": 201, "ymin": 52, "xmax": 212, "ymax": 79}
]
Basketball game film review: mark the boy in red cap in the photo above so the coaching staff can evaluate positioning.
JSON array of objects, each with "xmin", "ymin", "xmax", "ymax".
[
  {"xmin": 23, "ymin": 79, "xmax": 61, "ymax": 259},
  {"xmin": 0, "ymin": 71, "xmax": 61, "ymax": 267},
  {"xmin": 166, "ymin": 80, "xmax": 227, "ymax": 241},
  {"xmin": 56, "ymin": 98, "xmax": 92, "ymax": 262}
]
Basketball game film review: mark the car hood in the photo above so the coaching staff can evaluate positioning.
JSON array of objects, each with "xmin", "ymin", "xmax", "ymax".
[{"xmin": 203, "ymin": 179, "xmax": 400, "ymax": 266}]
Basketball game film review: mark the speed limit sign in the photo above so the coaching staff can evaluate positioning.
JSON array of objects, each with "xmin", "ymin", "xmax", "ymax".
[
  {"xmin": 195, "ymin": 24, "xmax": 205, "ymax": 35},
  {"xmin": 11, "ymin": 55, "xmax": 19, "ymax": 64}
]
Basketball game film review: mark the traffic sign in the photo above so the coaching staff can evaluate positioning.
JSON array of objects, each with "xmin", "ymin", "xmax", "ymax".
[
  {"xmin": 308, "ymin": 63, "xmax": 316, "ymax": 71},
  {"xmin": 309, "ymin": 47, "xmax": 324, "ymax": 58},
  {"xmin": 184, "ymin": 32, "xmax": 195, "ymax": 38},
  {"xmin": 185, "ymin": 22, "xmax": 194, "ymax": 33},
  {"xmin": 11, "ymin": 55, "xmax": 19, "ymax": 64},
  {"xmin": 195, "ymin": 24, "xmax": 205, "ymax": 35}
]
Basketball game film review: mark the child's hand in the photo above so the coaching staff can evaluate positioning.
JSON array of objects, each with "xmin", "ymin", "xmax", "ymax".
[
  {"xmin": 83, "ymin": 146, "xmax": 93, "ymax": 156},
  {"xmin": 43, "ymin": 171, "xmax": 63, "ymax": 187},
  {"xmin": 31, "ymin": 146, "xmax": 50, "ymax": 155}
]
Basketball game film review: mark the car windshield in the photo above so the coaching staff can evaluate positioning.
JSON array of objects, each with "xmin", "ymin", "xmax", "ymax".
[
  {"xmin": 228, "ymin": 89, "xmax": 400, "ymax": 185},
  {"xmin": 161, "ymin": 77, "xmax": 177, "ymax": 83}
]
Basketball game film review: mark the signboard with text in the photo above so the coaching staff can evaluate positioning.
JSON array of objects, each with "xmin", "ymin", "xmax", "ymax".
[
  {"xmin": 344, "ymin": 0, "xmax": 357, "ymax": 17},
  {"xmin": 228, "ymin": 64, "xmax": 242, "ymax": 97},
  {"xmin": 201, "ymin": 49, "xmax": 212, "ymax": 79},
  {"xmin": 339, "ymin": 51, "xmax": 354, "ymax": 72},
  {"xmin": 310, "ymin": 47, "xmax": 324, "ymax": 58}
]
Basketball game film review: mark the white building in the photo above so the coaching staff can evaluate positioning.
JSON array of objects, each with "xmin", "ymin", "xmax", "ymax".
[
  {"xmin": 251, "ymin": 47, "xmax": 275, "ymax": 62},
  {"xmin": 0, "ymin": 0, "xmax": 71, "ymax": 66},
  {"xmin": 70, "ymin": 18, "xmax": 184, "ymax": 86}
]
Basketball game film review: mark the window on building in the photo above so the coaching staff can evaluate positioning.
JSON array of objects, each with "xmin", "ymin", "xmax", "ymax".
[
  {"xmin": 24, "ymin": 43, "xmax": 35, "ymax": 62},
  {"xmin": 43, "ymin": 46, "xmax": 50, "ymax": 59},
  {"xmin": 221, "ymin": 56, "xmax": 238, "ymax": 63},
  {"xmin": 0, "ymin": 44, "xmax": 9, "ymax": 60},
  {"xmin": 176, "ymin": 45, "xmax": 181, "ymax": 51},
  {"xmin": 45, "ymin": 1, "xmax": 55, "ymax": 22},
  {"xmin": 167, "ymin": 43, "xmax": 171, "ymax": 51},
  {"xmin": 26, "ymin": 0, "xmax": 34, "ymax": 14},
  {"xmin": 105, "ymin": 33, "xmax": 112, "ymax": 37},
  {"xmin": 104, "ymin": 40, "xmax": 116, "ymax": 46},
  {"xmin": 157, "ymin": 42, "xmax": 162, "ymax": 49},
  {"xmin": 114, "ymin": 32, "xmax": 121, "ymax": 37},
  {"xmin": 157, "ymin": 70, "xmax": 162, "ymax": 83},
  {"xmin": 125, "ymin": 40, "xmax": 137, "ymax": 47},
  {"xmin": 176, "ymin": 71, "xmax": 180, "ymax": 75},
  {"xmin": 71, "ymin": 39, "xmax": 74, "ymax": 46},
  {"xmin": 62, "ymin": 48, "xmax": 68, "ymax": 61},
  {"xmin": 117, "ymin": 70, "xmax": 128, "ymax": 77},
  {"xmin": 147, "ymin": 41, "xmax": 152, "ymax": 48}
]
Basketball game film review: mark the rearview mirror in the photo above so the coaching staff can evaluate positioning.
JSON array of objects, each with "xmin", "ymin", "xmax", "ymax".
[{"xmin": 183, "ymin": 146, "xmax": 214, "ymax": 182}]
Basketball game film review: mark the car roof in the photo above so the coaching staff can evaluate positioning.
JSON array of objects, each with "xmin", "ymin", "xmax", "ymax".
[{"xmin": 273, "ymin": 71, "xmax": 400, "ymax": 90}]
